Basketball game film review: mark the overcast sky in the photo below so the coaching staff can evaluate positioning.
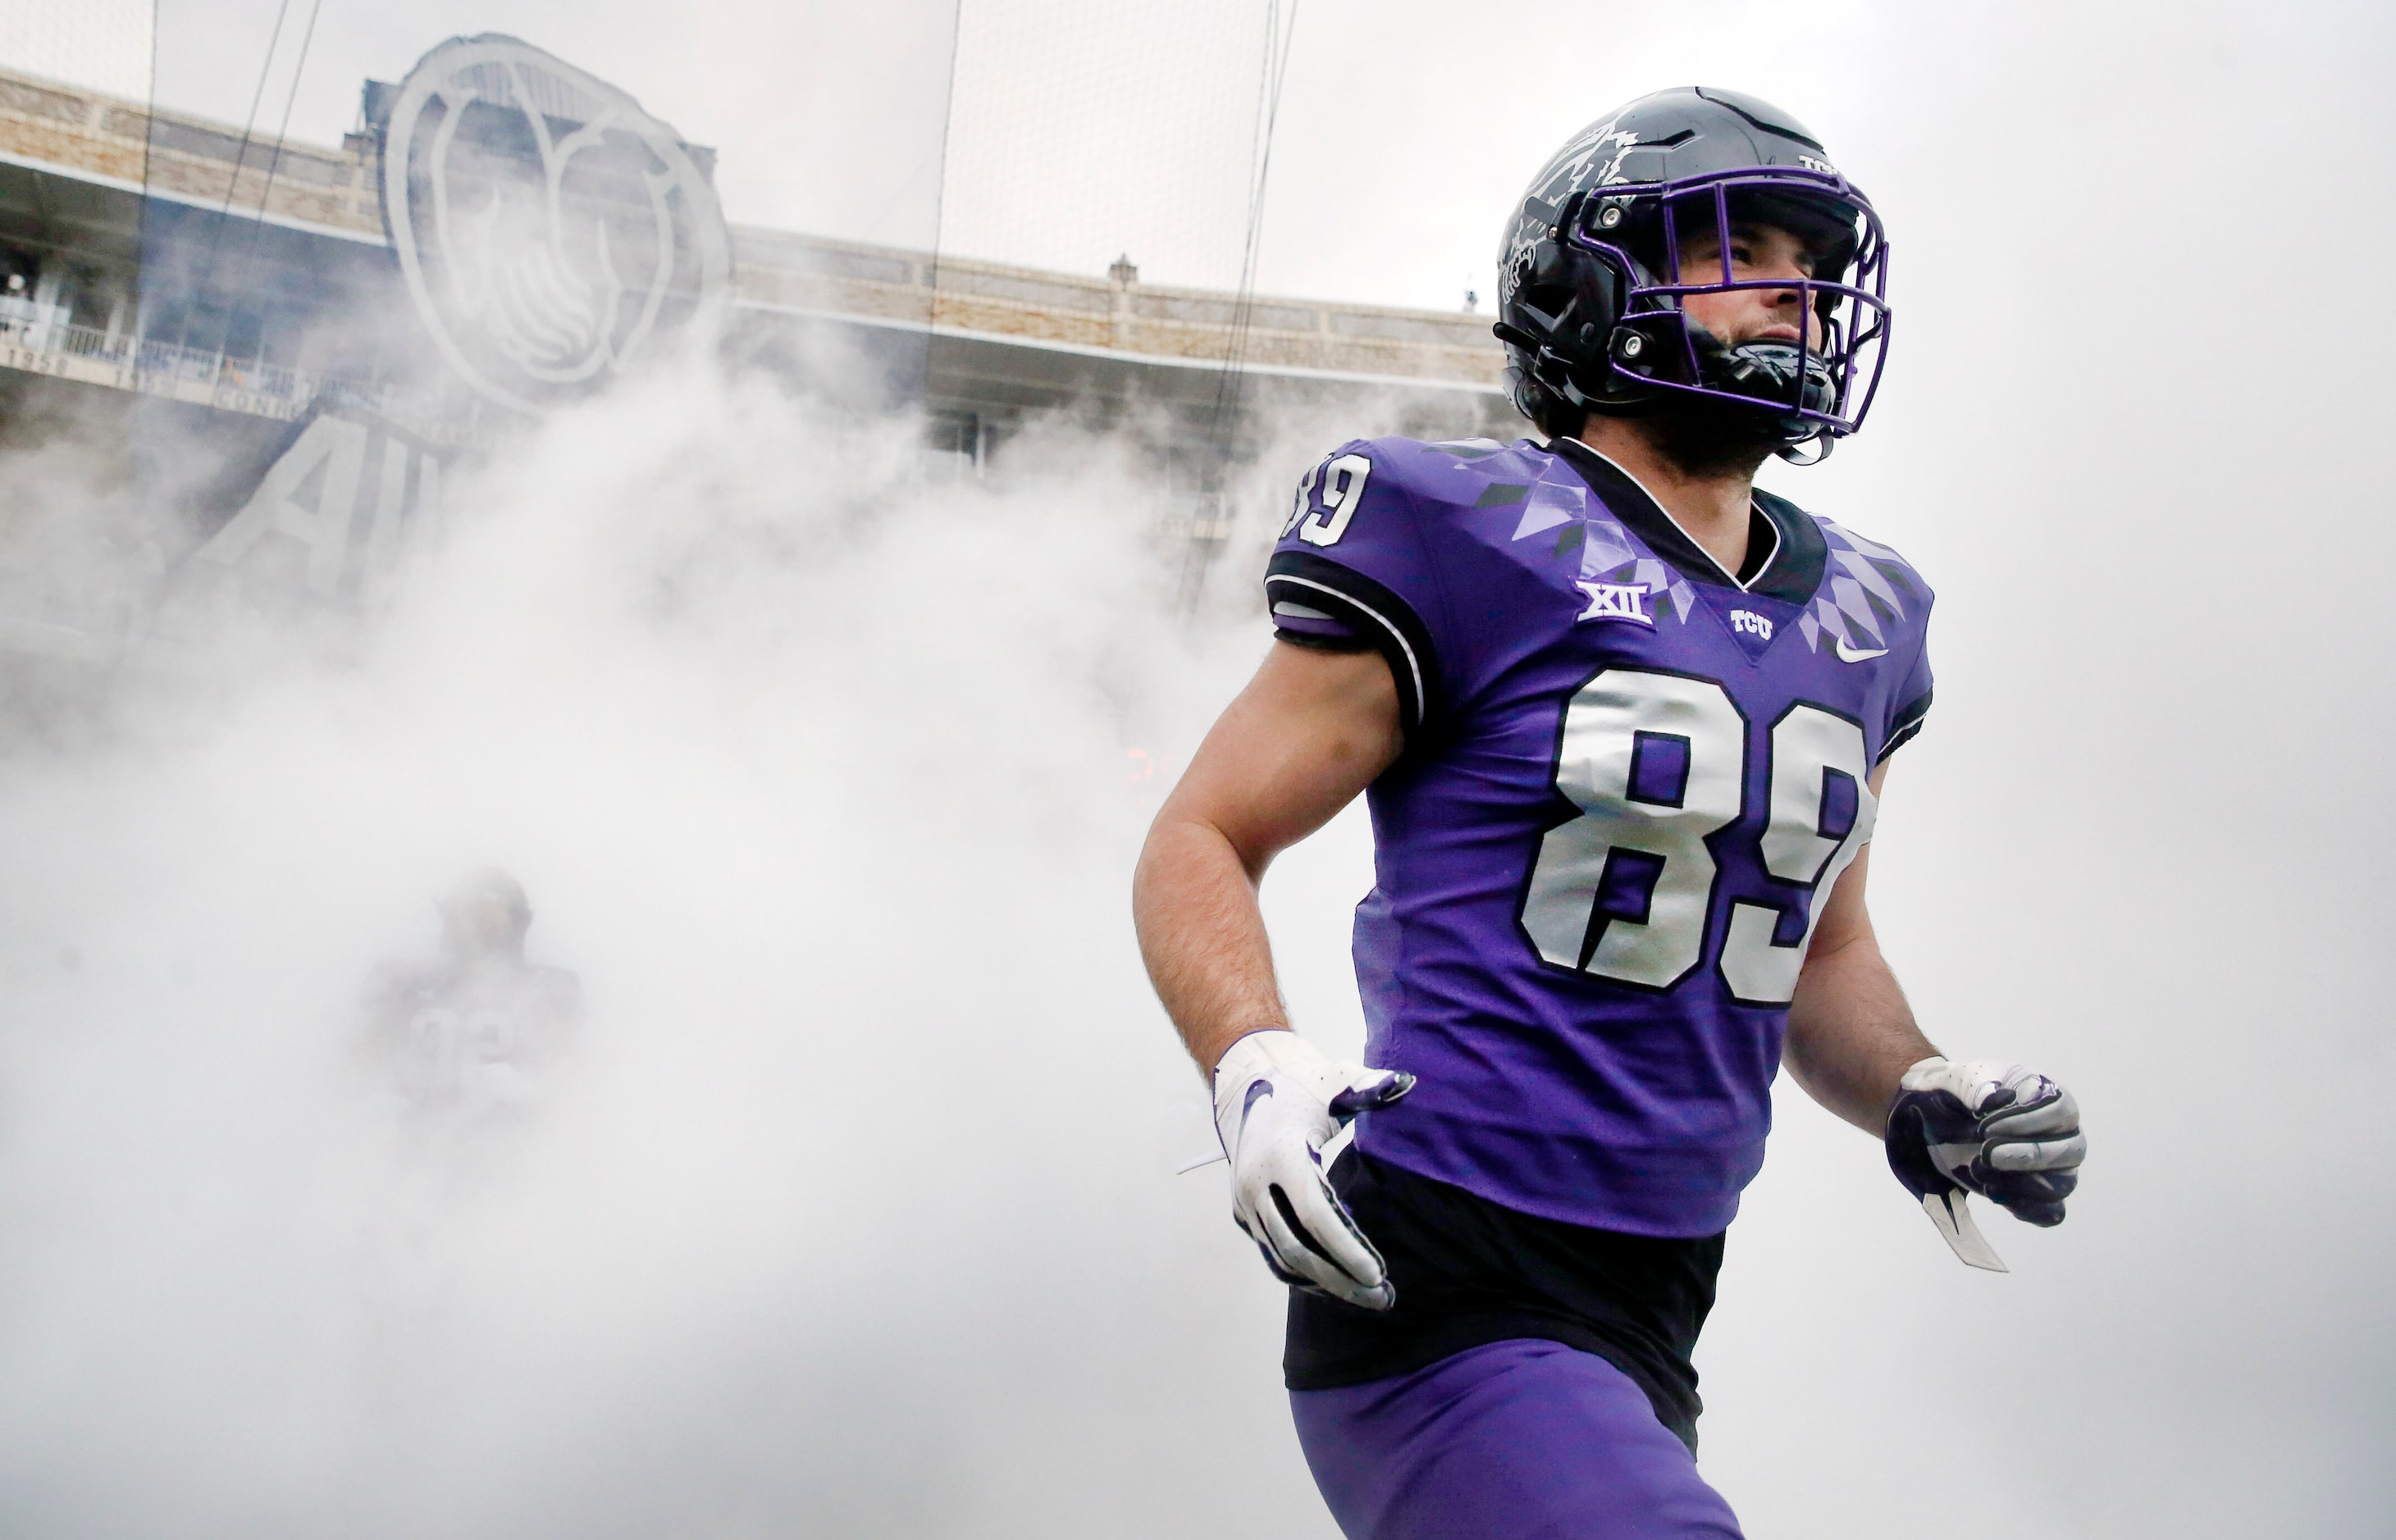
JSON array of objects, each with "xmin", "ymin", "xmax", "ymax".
[
  {"xmin": 98, "ymin": 0, "xmax": 2382, "ymax": 305},
  {"xmin": 0, "ymin": 3, "xmax": 2390, "ymax": 1536},
  {"xmin": 37, "ymin": 1, "xmax": 2386, "ymax": 307}
]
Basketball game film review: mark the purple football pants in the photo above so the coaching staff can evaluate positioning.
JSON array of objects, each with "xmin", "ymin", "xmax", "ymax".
[{"xmin": 1289, "ymin": 1339, "xmax": 1745, "ymax": 1539}]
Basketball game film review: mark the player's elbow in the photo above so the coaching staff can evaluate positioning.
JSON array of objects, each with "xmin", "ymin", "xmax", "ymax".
[
  {"xmin": 1136, "ymin": 805, "xmax": 1267, "ymax": 910},
  {"xmin": 1800, "ymin": 910, "xmax": 1877, "ymax": 971}
]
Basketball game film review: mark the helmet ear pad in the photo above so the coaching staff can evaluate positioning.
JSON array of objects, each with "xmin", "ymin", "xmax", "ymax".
[{"xmin": 1493, "ymin": 208, "xmax": 1635, "ymax": 422}]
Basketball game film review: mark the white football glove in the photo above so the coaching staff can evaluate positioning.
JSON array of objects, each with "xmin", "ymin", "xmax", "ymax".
[
  {"xmin": 1887, "ymin": 1056, "xmax": 2084, "ymax": 1272},
  {"xmin": 1211, "ymin": 1031, "xmax": 1415, "ymax": 1310}
]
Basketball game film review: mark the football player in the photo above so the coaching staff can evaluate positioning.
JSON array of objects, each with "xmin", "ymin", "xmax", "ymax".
[
  {"xmin": 361, "ymin": 868, "xmax": 584, "ymax": 1123},
  {"xmin": 1134, "ymin": 87, "xmax": 2085, "ymax": 1537}
]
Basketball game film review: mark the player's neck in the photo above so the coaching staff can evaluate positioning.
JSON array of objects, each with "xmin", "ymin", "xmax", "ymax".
[{"xmin": 1568, "ymin": 418, "xmax": 1757, "ymax": 578}]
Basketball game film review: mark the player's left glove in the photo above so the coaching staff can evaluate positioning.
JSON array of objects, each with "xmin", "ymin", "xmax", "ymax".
[
  {"xmin": 1887, "ymin": 1056, "xmax": 2084, "ymax": 1272},
  {"xmin": 1212, "ymin": 1030, "xmax": 1414, "ymax": 1310}
]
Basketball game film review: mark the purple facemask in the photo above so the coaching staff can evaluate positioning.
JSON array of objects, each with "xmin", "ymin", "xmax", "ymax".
[{"xmin": 1571, "ymin": 166, "xmax": 1892, "ymax": 447}]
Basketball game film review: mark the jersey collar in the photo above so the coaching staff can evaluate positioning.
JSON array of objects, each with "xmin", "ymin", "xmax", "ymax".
[{"xmin": 1549, "ymin": 437, "xmax": 1826, "ymax": 606}]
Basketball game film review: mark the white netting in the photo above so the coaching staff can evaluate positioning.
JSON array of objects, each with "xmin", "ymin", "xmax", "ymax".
[{"xmin": 938, "ymin": 0, "xmax": 1276, "ymax": 289}]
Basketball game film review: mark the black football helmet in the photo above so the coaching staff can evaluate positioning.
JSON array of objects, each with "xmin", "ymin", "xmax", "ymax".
[{"xmin": 1494, "ymin": 87, "xmax": 1891, "ymax": 460}]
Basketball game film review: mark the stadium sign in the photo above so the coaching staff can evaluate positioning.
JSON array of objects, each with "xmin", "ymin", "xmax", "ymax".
[
  {"xmin": 379, "ymin": 34, "xmax": 731, "ymax": 416},
  {"xmin": 153, "ymin": 401, "xmax": 447, "ymax": 640}
]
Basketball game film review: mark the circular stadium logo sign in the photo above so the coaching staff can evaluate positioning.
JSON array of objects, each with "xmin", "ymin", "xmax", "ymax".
[{"xmin": 380, "ymin": 34, "xmax": 732, "ymax": 416}]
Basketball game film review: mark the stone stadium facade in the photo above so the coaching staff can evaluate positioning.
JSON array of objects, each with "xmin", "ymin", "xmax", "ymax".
[{"xmin": 0, "ymin": 50, "xmax": 1513, "ymax": 676}]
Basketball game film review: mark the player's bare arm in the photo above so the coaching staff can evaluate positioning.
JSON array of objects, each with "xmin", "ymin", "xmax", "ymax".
[
  {"xmin": 1782, "ymin": 768, "xmax": 1937, "ymax": 1134},
  {"xmin": 1780, "ymin": 759, "xmax": 2084, "ymax": 1260},
  {"xmin": 1134, "ymin": 641, "xmax": 1419, "ymax": 1310},
  {"xmin": 1134, "ymin": 641, "xmax": 1399, "ymax": 1073}
]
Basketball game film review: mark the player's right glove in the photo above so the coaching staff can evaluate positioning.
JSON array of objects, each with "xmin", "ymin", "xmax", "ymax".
[
  {"xmin": 1212, "ymin": 1030, "xmax": 1414, "ymax": 1310},
  {"xmin": 1886, "ymin": 1056, "xmax": 2084, "ymax": 1272}
]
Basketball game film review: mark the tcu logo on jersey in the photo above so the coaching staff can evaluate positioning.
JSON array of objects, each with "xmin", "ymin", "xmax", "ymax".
[
  {"xmin": 1575, "ymin": 581, "xmax": 1653, "ymax": 626},
  {"xmin": 1730, "ymin": 609, "xmax": 1773, "ymax": 640}
]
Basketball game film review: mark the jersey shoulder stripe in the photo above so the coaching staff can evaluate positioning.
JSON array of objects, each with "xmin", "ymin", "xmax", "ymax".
[{"xmin": 1265, "ymin": 550, "xmax": 1442, "ymax": 738}]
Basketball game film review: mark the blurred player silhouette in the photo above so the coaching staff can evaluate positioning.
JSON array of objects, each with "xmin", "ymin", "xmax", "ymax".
[
  {"xmin": 362, "ymin": 868, "xmax": 582, "ymax": 1125},
  {"xmin": 1135, "ymin": 88, "xmax": 2085, "ymax": 1537}
]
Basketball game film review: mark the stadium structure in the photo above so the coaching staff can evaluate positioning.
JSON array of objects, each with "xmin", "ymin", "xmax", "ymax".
[{"xmin": 0, "ymin": 39, "xmax": 1510, "ymax": 673}]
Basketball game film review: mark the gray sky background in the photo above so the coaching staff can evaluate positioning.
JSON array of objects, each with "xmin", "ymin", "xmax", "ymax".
[
  {"xmin": 126, "ymin": 0, "xmax": 2396, "ymax": 305},
  {"xmin": 0, "ymin": 2, "xmax": 2389, "ymax": 1536}
]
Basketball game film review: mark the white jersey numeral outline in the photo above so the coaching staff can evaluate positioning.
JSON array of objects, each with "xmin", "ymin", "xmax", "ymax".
[{"xmin": 1520, "ymin": 668, "xmax": 1878, "ymax": 1002}]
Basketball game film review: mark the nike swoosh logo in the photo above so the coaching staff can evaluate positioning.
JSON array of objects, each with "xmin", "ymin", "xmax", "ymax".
[{"xmin": 1833, "ymin": 637, "xmax": 1889, "ymax": 663}]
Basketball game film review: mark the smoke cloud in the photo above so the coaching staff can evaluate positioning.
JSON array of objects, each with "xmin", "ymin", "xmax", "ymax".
[{"xmin": 0, "ymin": 364, "xmax": 1399, "ymax": 1538}]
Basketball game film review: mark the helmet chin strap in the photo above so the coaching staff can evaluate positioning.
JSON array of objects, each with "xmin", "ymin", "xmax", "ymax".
[
  {"xmin": 1687, "ymin": 329, "xmax": 1835, "ymax": 408},
  {"xmin": 1684, "ymin": 326, "xmax": 1838, "ymax": 462},
  {"xmin": 1517, "ymin": 321, "xmax": 1841, "ymax": 461}
]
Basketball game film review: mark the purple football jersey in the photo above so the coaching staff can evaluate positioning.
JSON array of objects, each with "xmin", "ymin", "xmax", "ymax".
[{"xmin": 1265, "ymin": 435, "xmax": 1934, "ymax": 1237}]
